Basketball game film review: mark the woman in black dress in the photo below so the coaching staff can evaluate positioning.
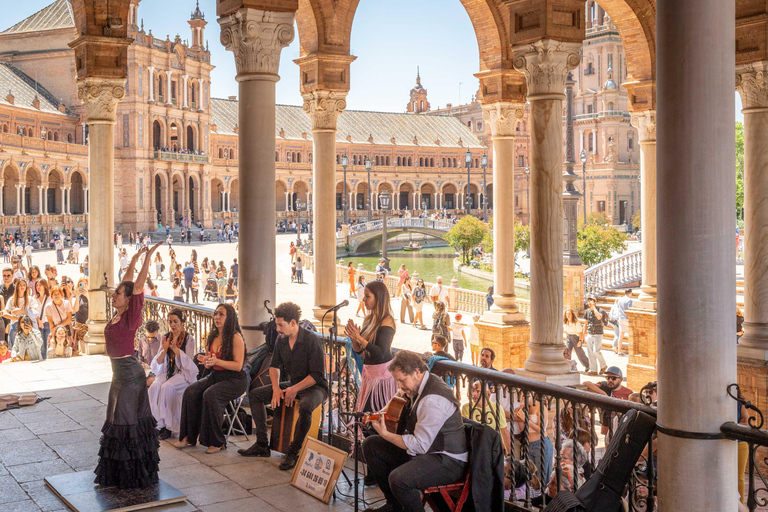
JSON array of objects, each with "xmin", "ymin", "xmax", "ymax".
[
  {"xmin": 344, "ymin": 280, "xmax": 397, "ymax": 414},
  {"xmin": 175, "ymin": 303, "xmax": 247, "ymax": 454},
  {"xmin": 94, "ymin": 242, "xmax": 163, "ymax": 489}
]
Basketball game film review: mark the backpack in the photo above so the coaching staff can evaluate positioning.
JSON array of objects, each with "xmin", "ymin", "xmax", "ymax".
[
  {"xmin": 160, "ymin": 264, "xmax": 166, "ymax": 272},
  {"xmin": 608, "ymin": 303, "xmax": 620, "ymax": 326}
]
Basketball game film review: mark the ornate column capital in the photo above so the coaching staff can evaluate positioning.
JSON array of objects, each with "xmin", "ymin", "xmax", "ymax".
[
  {"xmin": 218, "ymin": 8, "xmax": 295, "ymax": 80},
  {"xmin": 512, "ymin": 39, "xmax": 581, "ymax": 99},
  {"xmin": 630, "ymin": 110, "xmax": 656, "ymax": 144},
  {"xmin": 302, "ymin": 91, "xmax": 347, "ymax": 131},
  {"xmin": 481, "ymin": 102, "xmax": 526, "ymax": 138},
  {"xmin": 76, "ymin": 77, "xmax": 125, "ymax": 124},
  {"xmin": 736, "ymin": 61, "xmax": 768, "ymax": 111}
]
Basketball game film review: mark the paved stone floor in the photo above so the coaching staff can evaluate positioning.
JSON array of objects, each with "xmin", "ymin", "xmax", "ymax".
[{"xmin": 0, "ymin": 356, "xmax": 385, "ymax": 512}]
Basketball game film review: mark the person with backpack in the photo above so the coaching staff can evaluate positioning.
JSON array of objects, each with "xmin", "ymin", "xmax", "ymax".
[{"xmin": 582, "ymin": 296, "xmax": 608, "ymax": 376}]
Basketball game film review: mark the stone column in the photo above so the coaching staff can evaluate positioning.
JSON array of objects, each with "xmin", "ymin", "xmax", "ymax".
[
  {"xmin": 563, "ymin": 72, "xmax": 583, "ymax": 266},
  {"xmin": 481, "ymin": 102, "xmax": 527, "ymax": 323},
  {"xmin": 15, "ymin": 185, "xmax": 20, "ymax": 215},
  {"xmin": 84, "ymin": 188, "xmax": 89, "ymax": 214},
  {"xmin": 303, "ymin": 90, "xmax": 347, "ymax": 321},
  {"xmin": 38, "ymin": 186, "xmax": 43, "ymax": 216},
  {"xmin": 182, "ymin": 75, "xmax": 189, "ymax": 108},
  {"xmin": 513, "ymin": 39, "xmax": 580, "ymax": 379},
  {"xmin": 77, "ymin": 77, "xmax": 125, "ymax": 355},
  {"xmin": 0, "ymin": 181, "xmax": 4, "ymax": 215},
  {"xmin": 20, "ymin": 184, "xmax": 26, "ymax": 215},
  {"xmin": 656, "ymin": 0, "xmax": 736, "ymax": 509},
  {"xmin": 148, "ymin": 67, "xmax": 155, "ymax": 102},
  {"xmin": 219, "ymin": 7, "xmax": 294, "ymax": 349},
  {"xmin": 630, "ymin": 110, "xmax": 657, "ymax": 305},
  {"xmin": 198, "ymin": 78, "xmax": 204, "ymax": 110},
  {"xmin": 737, "ymin": 62, "xmax": 768, "ymax": 350},
  {"xmin": 42, "ymin": 187, "xmax": 47, "ymax": 215},
  {"xmin": 166, "ymin": 73, "xmax": 172, "ymax": 106},
  {"xmin": 60, "ymin": 187, "xmax": 65, "ymax": 215}
]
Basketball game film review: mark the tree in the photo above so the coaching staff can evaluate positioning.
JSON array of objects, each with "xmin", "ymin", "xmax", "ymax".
[
  {"xmin": 445, "ymin": 215, "xmax": 488, "ymax": 265},
  {"xmin": 736, "ymin": 121, "xmax": 744, "ymax": 228},
  {"xmin": 483, "ymin": 217, "xmax": 530, "ymax": 258},
  {"xmin": 577, "ymin": 224, "xmax": 628, "ymax": 267},
  {"xmin": 632, "ymin": 209, "xmax": 641, "ymax": 232}
]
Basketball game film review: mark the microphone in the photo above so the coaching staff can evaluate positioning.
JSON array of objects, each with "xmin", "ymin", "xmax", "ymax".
[{"xmin": 326, "ymin": 300, "xmax": 349, "ymax": 313}]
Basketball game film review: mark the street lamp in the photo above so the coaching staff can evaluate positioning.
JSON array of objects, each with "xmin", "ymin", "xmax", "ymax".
[
  {"xmin": 481, "ymin": 152, "xmax": 489, "ymax": 222},
  {"xmin": 295, "ymin": 198, "xmax": 305, "ymax": 245},
  {"xmin": 341, "ymin": 153, "xmax": 349, "ymax": 225},
  {"xmin": 379, "ymin": 188, "xmax": 392, "ymax": 261},
  {"xmin": 524, "ymin": 167, "xmax": 531, "ymax": 226},
  {"xmin": 465, "ymin": 149, "xmax": 472, "ymax": 216},
  {"xmin": 580, "ymin": 148, "xmax": 588, "ymax": 228},
  {"xmin": 308, "ymin": 199, "xmax": 313, "ymax": 254},
  {"xmin": 365, "ymin": 156, "xmax": 372, "ymax": 222}
]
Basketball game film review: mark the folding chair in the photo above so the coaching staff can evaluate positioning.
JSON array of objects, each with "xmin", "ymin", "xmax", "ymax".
[
  {"xmin": 421, "ymin": 470, "xmax": 471, "ymax": 512},
  {"xmin": 224, "ymin": 392, "xmax": 249, "ymax": 440}
]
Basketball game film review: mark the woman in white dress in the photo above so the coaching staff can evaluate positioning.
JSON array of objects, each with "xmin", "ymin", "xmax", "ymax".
[{"xmin": 149, "ymin": 308, "xmax": 197, "ymax": 440}]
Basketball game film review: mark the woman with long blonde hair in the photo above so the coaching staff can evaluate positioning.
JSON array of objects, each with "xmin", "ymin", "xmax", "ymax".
[{"xmin": 344, "ymin": 280, "xmax": 397, "ymax": 414}]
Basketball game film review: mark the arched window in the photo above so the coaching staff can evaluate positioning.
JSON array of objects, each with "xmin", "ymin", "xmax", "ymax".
[
  {"xmin": 442, "ymin": 158, "xmax": 446, "ymax": 167},
  {"xmin": 419, "ymin": 157, "xmax": 424, "ymax": 167},
  {"xmin": 296, "ymin": 153, "xmax": 301, "ymax": 163},
  {"xmin": 353, "ymin": 155, "xmax": 357, "ymax": 165},
  {"xmin": 413, "ymin": 101, "xmax": 417, "ymax": 111},
  {"xmin": 467, "ymin": 121, "xmax": 471, "ymax": 128},
  {"xmin": 408, "ymin": 157, "xmax": 412, "ymax": 166},
  {"xmin": 375, "ymin": 155, "xmax": 379, "ymax": 165},
  {"xmin": 336, "ymin": 154, "xmax": 340, "ymax": 164},
  {"xmin": 628, "ymin": 138, "xmax": 634, "ymax": 150},
  {"xmin": 386, "ymin": 156, "xmax": 390, "ymax": 165},
  {"xmin": 219, "ymin": 148, "xmax": 224, "ymax": 158},
  {"xmin": 453, "ymin": 158, "xmax": 457, "ymax": 167},
  {"xmin": 67, "ymin": 133, "xmax": 72, "ymax": 143},
  {"xmin": 430, "ymin": 157, "xmax": 434, "ymax": 167},
  {"xmin": 309, "ymin": 153, "xmax": 312, "ymax": 163},
  {"xmin": 276, "ymin": 151, "xmax": 280, "ymax": 162},
  {"xmin": 397, "ymin": 156, "xmax": 401, "ymax": 166},
  {"xmin": 519, "ymin": 155, "xmax": 525, "ymax": 167},
  {"xmin": 230, "ymin": 149, "xmax": 235, "ymax": 159},
  {"xmin": 607, "ymin": 102, "xmax": 614, "ymax": 111},
  {"xmin": 475, "ymin": 158, "xmax": 479, "ymax": 167},
  {"xmin": 588, "ymin": 132, "xmax": 594, "ymax": 152},
  {"xmin": 420, "ymin": 100, "xmax": 424, "ymax": 110}
]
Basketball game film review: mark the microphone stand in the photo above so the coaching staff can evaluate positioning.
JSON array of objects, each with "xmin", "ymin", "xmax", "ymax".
[{"xmin": 353, "ymin": 416, "xmax": 361, "ymax": 512}]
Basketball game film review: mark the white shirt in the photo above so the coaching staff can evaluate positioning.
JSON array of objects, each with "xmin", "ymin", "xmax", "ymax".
[
  {"xmin": 401, "ymin": 372, "xmax": 468, "ymax": 462},
  {"xmin": 120, "ymin": 256, "xmax": 128, "ymax": 270},
  {"xmin": 430, "ymin": 284, "xmax": 449, "ymax": 302},
  {"xmin": 24, "ymin": 245, "xmax": 32, "ymax": 256},
  {"xmin": 72, "ymin": 243, "xmax": 80, "ymax": 253}
]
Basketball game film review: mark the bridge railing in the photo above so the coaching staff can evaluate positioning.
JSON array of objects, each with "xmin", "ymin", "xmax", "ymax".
[
  {"xmin": 583, "ymin": 248, "xmax": 642, "ymax": 297},
  {"xmin": 347, "ymin": 217, "xmax": 453, "ymax": 236}
]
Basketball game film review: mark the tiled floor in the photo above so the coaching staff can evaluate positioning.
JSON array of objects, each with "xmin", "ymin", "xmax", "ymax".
[{"xmin": 0, "ymin": 356, "xmax": 384, "ymax": 512}]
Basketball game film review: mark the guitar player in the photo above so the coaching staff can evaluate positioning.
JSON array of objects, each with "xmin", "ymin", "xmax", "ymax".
[
  {"xmin": 362, "ymin": 350, "xmax": 468, "ymax": 512},
  {"xmin": 237, "ymin": 302, "xmax": 327, "ymax": 471}
]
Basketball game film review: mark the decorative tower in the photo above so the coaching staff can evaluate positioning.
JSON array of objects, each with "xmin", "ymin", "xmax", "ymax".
[
  {"xmin": 188, "ymin": 1, "xmax": 207, "ymax": 49},
  {"xmin": 407, "ymin": 67, "xmax": 430, "ymax": 113}
]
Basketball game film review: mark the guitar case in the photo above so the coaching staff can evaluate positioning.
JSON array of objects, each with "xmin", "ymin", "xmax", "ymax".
[{"xmin": 542, "ymin": 408, "xmax": 656, "ymax": 512}]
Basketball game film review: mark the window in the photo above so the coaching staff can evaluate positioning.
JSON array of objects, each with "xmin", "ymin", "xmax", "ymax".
[
  {"xmin": 337, "ymin": 154, "xmax": 340, "ymax": 164},
  {"xmin": 453, "ymin": 158, "xmax": 457, "ymax": 167},
  {"xmin": 353, "ymin": 155, "xmax": 357, "ymax": 165},
  {"xmin": 587, "ymin": 104, "xmax": 593, "ymax": 114},
  {"xmin": 230, "ymin": 149, "xmax": 235, "ymax": 159},
  {"xmin": 296, "ymin": 153, "xmax": 301, "ymax": 163},
  {"xmin": 67, "ymin": 133, "xmax": 73, "ymax": 143},
  {"xmin": 420, "ymin": 100, "xmax": 424, "ymax": 110},
  {"xmin": 386, "ymin": 156, "xmax": 390, "ymax": 165},
  {"xmin": 277, "ymin": 151, "xmax": 281, "ymax": 162},
  {"xmin": 597, "ymin": 201, "xmax": 606, "ymax": 213},
  {"xmin": 607, "ymin": 102, "xmax": 614, "ymax": 111},
  {"xmin": 397, "ymin": 156, "xmax": 401, "ymax": 166},
  {"xmin": 309, "ymin": 153, "xmax": 313, "ymax": 163},
  {"xmin": 408, "ymin": 157, "xmax": 412, "ymax": 166},
  {"xmin": 467, "ymin": 121, "xmax": 471, "ymax": 128},
  {"xmin": 628, "ymin": 138, "xmax": 634, "ymax": 150},
  {"xmin": 419, "ymin": 157, "xmax": 424, "ymax": 166},
  {"xmin": 519, "ymin": 156, "xmax": 525, "ymax": 168},
  {"xmin": 413, "ymin": 101, "xmax": 417, "ymax": 111},
  {"xmin": 477, "ymin": 122, "xmax": 483, "ymax": 131},
  {"xmin": 430, "ymin": 157, "xmax": 434, "ymax": 167},
  {"xmin": 442, "ymin": 158, "xmax": 446, "ymax": 167},
  {"xmin": 375, "ymin": 155, "xmax": 380, "ymax": 165},
  {"xmin": 588, "ymin": 133, "xmax": 594, "ymax": 152}
]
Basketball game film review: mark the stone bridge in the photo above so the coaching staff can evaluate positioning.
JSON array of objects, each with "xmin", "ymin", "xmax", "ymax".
[{"xmin": 338, "ymin": 218, "xmax": 453, "ymax": 253}]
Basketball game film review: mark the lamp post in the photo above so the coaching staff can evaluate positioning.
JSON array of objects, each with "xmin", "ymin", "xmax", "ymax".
[
  {"xmin": 580, "ymin": 149, "xmax": 588, "ymax": 228},
  {"xmin": 481, "ymin": 152, "xmax": 488, "ymax": 222},
  {"xmin": 379, "ymin": 188, "xmax": 391, "ymax": 261},
  {"xmin": 465, "ymin": 149, "xmax": 472, "ymax": 216},
  {"xmin": 365, "ymin": 156, "xmax": 372, "ymax": 222},
  {"xmin": 308, "ymin": 199, "xmax": 313, "ymax": 254},
  {"xmin": 341, "ymin": 153, "xmax": 348, "ymax": 225},
  {"xmin": 524, "ymin": 167, "xmax": 531, "ymax": 225},
  {"xmin": 295, "ymin": 198, "xmax": 304, "ymax": 245}
]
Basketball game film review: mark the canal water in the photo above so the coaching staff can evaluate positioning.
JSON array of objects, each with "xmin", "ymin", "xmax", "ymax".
[{"xmin": 341, "ymin": 246, "xmax": 530, "ymax": 298}]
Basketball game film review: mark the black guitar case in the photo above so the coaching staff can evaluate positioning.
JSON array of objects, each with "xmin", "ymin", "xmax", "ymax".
[{"xmin": 543, "ymin": 408, "xmax": 656, "ymax": 512}]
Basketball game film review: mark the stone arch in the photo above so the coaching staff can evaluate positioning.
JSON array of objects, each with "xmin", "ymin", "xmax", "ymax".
[
  {"xmin": 485, "ymin": 183, "xmax": 493, "ymax": 209},
  {"xmin": 169, "ymin": 122, "xmax": 180, "ymax": 150},
  {"xmin": 186, "ymin": 124, "xmax": 196, "ymax": 152},
  {"xmin": 155, "ymin": 172, "xmax": 170, "ymax": 223},
  {"xmin": 70, "ymin": 170, "xmax": 86, "ymax": 215},
  {"xmin": 152, "ymin": 119, "xmax": 164, "ymax": 149},
  {"xmin": 2, "ymin": 164, "xmax": 19, "ymax": 216},
  {"xmin": 420, "ymin": 182, "xmax": 436, "ymax": 210},
  {"xmin": 442, "ymin": 182, "xmax": 458, "ymax": 210},
  {"xmin": 171, "ymin": 173, "xmax": 184, "ymax": 223},
  {"xmin": 276, "ymin": 180, "xmax": 288, "ymax": 211},
  {"xmin": 292, "ymin": 180, "xmax": 309, "ymax": 210},
  {"xmin": 188, "ymin": 173, "xmax": 200, "ymax": 221},
  {"xmin": 46, "ymin": 168, "xmax": 65, "ymax": 214},
  {"xmin": 24, "ymin": 166, "xmax": 43, "ymax": 215},
  {"xmin": 398, "ymin": 181, "xmax": 415, "ymax": 210},
  {"xmin": 356, "ymin": 181, "xmax": 369, "ymax": 210}
]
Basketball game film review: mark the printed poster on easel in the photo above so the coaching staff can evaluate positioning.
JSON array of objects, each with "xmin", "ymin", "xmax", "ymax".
[{"xmin": 290, "ymin": 436, "xmax": 348, "ymax": 503}]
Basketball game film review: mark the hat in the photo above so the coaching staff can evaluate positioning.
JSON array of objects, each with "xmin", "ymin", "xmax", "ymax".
[
  {"xmin": 455, "ymin": 313, "xmax": 462, "ymax": 321},
  {"xmin": 604, "ymin": 366, "xmax": 623, "ymax": 378}
]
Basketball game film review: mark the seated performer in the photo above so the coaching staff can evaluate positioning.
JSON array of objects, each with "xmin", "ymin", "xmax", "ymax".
[
  {"xmin": 238, "ymin": 302, "xmax": 327, "ymax": 471},
  {"xmin": 362, "ymin": 350, "xmax": 468, "ymax": 512},
  {"xmin": 148, "ymin": 308, "xmax": 197, "ymax": 440}
]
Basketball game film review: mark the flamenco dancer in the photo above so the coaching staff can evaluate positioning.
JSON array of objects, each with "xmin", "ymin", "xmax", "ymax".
[{"xmin": 94, "ymin": 242, "xmax": 163, "ymax": 489}]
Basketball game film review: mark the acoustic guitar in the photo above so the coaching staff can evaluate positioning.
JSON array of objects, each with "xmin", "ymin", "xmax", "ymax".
[{"xmin": 361, "ymin": 395, "xmax": 408, "ymax": 433}]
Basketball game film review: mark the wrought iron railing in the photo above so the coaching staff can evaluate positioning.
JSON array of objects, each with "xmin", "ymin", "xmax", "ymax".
[
  {"xmin": 583, "ymin": 248, "xmax": 642, "ymax": 297},
  {"xmin": 347, "ymin": 218, "xmax": 454, "ymax": 236},
  {"xmin": 153, "ymin": 150, "xmax": 209, "ymax": 163}
]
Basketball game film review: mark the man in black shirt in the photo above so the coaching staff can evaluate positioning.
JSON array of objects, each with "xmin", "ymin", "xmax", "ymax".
[
  {"xmin": 582, "ymin": 296, "xmax": 608, "ymax": 375},
  {"xmin": 238, "ymin": 302, "xmax": 327, "ymax": 470}
]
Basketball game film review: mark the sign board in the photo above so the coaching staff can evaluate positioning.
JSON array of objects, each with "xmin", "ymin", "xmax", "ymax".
[{"xmin": 290, "ymin": 436, "xmax": 348, "ymax": 503}]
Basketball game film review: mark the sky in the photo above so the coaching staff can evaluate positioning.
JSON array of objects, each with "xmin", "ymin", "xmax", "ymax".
[{"xmin": 3, "ymin": 0, "xmax": 744, "ymax": 121}]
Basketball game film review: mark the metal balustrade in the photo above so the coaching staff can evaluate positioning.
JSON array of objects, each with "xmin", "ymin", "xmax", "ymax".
[
  {"xmin": 583, "ymin": 249, "xmax": 642, "ymax": 297},
  {"xmin": 347, "ymin": 218, "xmax": 454, "ymax": 236}
]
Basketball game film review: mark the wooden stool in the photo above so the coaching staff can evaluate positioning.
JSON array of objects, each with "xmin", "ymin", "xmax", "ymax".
[
  {"xmin": 421, "ymin": 470, "xmax": 471, "ymax": 512},
  {"xmin": 269, "ymin": 398, "xmax": 322, "ymax": 454}
]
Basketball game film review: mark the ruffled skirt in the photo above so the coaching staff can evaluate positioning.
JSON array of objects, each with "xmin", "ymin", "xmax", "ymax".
[{"xmin": 94, "ymin": 355, "xmax": 160, "ymax": 489}]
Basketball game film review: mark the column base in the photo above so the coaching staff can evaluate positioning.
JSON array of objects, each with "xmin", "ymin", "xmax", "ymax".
[
  {"xmin": 523, "ymin": 344, "xmax": 574, "ymax": 376},
  {"xmin": 84, "ymin": 320, "xmax": 106, "ymax": 355},
  {"xmin": 480, "ymin": 308, "xmax": 527, "ymax": 325},
  {"xmin": 626, "ymin": 307, "xmax": 658, "ymax": 390},
  {"xmin": 311, "ymin": 306, "xmax": 338, "ymax": 330},
  {"xmin": 514, "ymin": 368, "xmax": 581, "ymax": 386},
  {"xmin": 475, "ymin": 320, "xmax": 530, "ymax": 370},
  {"xmin": 738, "ymin": 322, "xmax": 768, "ymax": 350}
]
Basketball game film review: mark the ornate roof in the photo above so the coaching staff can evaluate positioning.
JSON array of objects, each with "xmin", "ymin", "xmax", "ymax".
[
  {"xmin": 0, "ymin": 63, "xmax": 71, "ymax": 116},
  {"xmin": 210, "ymin": 98, "xmax": 483, "ymax": 148},
  {"xmin": 0, "ymin": 0, "xmax": 74, "ymax": 35},
  {"xmin": 190, "ymin": 1, "xmax": 205, "ymax": 21}
]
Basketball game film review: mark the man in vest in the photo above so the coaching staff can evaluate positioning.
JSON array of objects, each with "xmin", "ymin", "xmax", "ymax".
[{"xmin": 363, "ymin": 350, "xmax": 468, "ymax": 512}]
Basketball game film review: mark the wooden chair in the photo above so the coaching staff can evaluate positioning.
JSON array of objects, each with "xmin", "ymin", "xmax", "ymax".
[{"xmin": 421, "ymin": 470, "xmax": 471, "ymax": 512}]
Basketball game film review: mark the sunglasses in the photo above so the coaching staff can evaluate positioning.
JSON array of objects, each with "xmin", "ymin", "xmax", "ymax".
[{"xmin": 606, "ymin": 376, "xmax": 621, "ymax": 381}]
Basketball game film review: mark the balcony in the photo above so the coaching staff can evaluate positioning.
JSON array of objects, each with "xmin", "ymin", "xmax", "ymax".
[
  {"xmin": 153, "ymin": 150, "xmax": 208, "ymax": 163},
  {"xmin": 0, "ymin": 133, "xmax": 88, "ymax": 156}
]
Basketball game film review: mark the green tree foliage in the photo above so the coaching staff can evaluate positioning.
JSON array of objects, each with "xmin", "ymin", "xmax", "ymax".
[
  {"xmin": 445, "ymin": 216, "xmax": 488, "ymax": 265},
  {"xmin": 632, "ymin": 209, "xmax": 641, "ymax": 232},
  {"xmin": 736, "ymin": 121, "xmax": 744, "ymax": 227},
  {"xmin": 577, "ymin": 224, "xmax": 628, "ymax": 267},
  {"xmin": 483, "ymin": 217, "xmax": 531, "ymax": 257}
]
